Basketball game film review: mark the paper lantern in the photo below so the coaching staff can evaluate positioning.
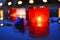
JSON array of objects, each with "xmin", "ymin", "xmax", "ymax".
[
  {"xmin": 9, "ymin": 8, "xmax": 17, "ymax": 22},
  {"xmin": 28, "ymin": 7, "xmax": 50, "ymax": 38}
]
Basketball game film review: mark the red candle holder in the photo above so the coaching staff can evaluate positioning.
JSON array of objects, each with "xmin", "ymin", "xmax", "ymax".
[{"xmin": 28, "ymin": 6, "xmax": 50, "ymax": 38}]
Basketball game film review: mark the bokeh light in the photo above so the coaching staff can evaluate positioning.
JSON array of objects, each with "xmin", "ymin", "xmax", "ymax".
[
  {"xmin": 0, "ymin": 3, "xmax": 3, "ymax": 6},
  {"xmin": 0, "ymin": 23, "xmax": 4, "ymax": 26},
  {"xmin": 42, "ymin": 0, "xmax": 47, "ymax": 3},
  {"xmin": 8, "ymin": 2, "xmax": 12, "ymax": 6},
  {"xmin": 18, "ymin": 1, "xmax": 22, "ymax": 5},
  {"xmin": 29, "ymin": 0, "xmax": 34, "ymax": 4}
]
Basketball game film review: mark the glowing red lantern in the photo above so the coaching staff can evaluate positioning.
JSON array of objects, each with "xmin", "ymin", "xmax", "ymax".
[
  {"xmin": 9, "ymin": 8, "xmax": 17, "ymax": 22},
  {"xmin": 28, "ymin": 6, "xmax": 50, "ymax": 38}
]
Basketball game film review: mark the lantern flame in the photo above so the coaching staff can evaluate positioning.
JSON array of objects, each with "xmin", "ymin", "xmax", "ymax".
[
  {"xmin": 37, "ymin": 17, "xmax": 42, "ymax": 22},
  {"xmin": 37, "ymin": 23, "xmax": 42, "ymax": 27},
  {"xmin": 36, "ymin": 17, "xmax": 42, "ymax": 27}
]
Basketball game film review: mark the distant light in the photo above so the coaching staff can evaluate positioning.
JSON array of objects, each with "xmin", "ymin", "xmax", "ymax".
[
  {"xmin": 59, "ymin": 20, "xmax": 60, "ymax": 23},
  {"xmin": 0, "ymin": 3, "xmax": 3, "ymax": 6},
  {"xmin": 0, "ymin": 17, "xmax": 3, "ymax": 20},
  {"xmin": 42, "ymin": 0, "xmax": 47, "ymax": 3},
  {"xmin": 58, "ymin": 8, "xmax": 60, "ymax": 18},
  {"xmin": 18, "ymin": 1, "xmax": 22, "ymax": 5},
  {"xmin": 58, "ymin": 0, "xmax": 60, "ymax": 2},
  {"xmin": 0, "ymin": 23, "xmax": 4, "ymax": 26},
  {"xmin": 8, "ymin": 2, "xmax": 12, "ymax": 6},
  {"xmin": 0, "ymin": 10, "xmax": 4, "ymax": 20},
  {"xmin": 29, "ymin": 0, "xmax": 34, "ymax": 4}
]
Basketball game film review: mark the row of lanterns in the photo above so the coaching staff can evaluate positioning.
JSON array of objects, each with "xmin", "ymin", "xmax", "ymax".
[
  {"xmin": 0, "ymin": 7, "xmax": 60, "ymax": 22},
  {"xmin": 0, "ymin": 6, "xmax": 60, "ymax": 38},
  {"xmin": 0, "ymin": 0, "xmax": 60, "ymax": 7}
]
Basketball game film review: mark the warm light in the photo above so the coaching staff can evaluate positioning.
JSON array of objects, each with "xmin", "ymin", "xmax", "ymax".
[
  {"xmin": 58, "ymin": 8, "xmax": 60, "ymax": 18},
  {"xmin": 37, "ymin": 17, "xmax": 42, "ymax": 22},
  {"xmin": 8, "ymin": 2, "xmax": 12, "ymax": 6},
  {"xmin": 0, "ymin": 10, "xmax": 4, "ymax": 20},
  {"xmin": 42, "ymin": 0, "xmax": 47, "ymax": 3},
  {"xmin": 59, "ymin": 20, "xmax": 60, "ymax": 23},
  {"xmin": 10, "ymin": 13, "xmax": 16, "ymax": 17},
  {"xmin": 0, "ymin": 3, "xmax": 3, "ymax": 6},
  {"xmin": 18, "ymin": 1, "xmax": 22, "ymax": 5},
  {"xmin": 0, "ymin": 23, "xmax": 4, "ymax": 26},
  {"xmin": 29, "ymin": 0, "xmax": 34, "ymax": 4},
  {"xmin": 8, "ymin": 10, "xmax": 10, "ymax": 13},
  {"xmin": 58, "ymin": 0, "xmax": 60, "ymax": 2},
  {"xmin": 16, "ymin": 8, "xmax": 26, "ymax": 18},
  {"xmin": 36, "ymin": 17, "xmax": 42, "ymax": 27},
  {"xmin": 37, "ymin": 23, "xmax": 42, "ymax": 27}
]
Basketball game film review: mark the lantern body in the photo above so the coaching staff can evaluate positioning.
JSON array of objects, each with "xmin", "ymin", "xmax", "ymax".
[
  {"xmin": 9, "ymin": 8, "xmax": 17, "ymax": 22},
  {"xmin": 28, "ymin": 7, "xmax": 50, "ymax": 38}
]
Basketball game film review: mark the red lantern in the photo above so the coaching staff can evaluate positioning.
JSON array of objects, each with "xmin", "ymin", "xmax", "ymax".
[
  {"xmin": 28, "ymin": 7, "xmax": 50, "ymax": 38},
  {"xmin": 9, "ymin": 8, "xmax": 17, "ymax": 22}
]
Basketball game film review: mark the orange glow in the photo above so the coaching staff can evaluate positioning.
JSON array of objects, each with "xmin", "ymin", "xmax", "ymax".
[
  {"xmin": 58, "ymin": 8, "xmax": 60, "ymax": 18},
  {"xmin": 36, "ymin": 17, "xmax": 42, "ymax": 27},
  {"xmin": 37, "ymin": 17, "xmax": 42, "ymax": 22},
  {"xmin": 0, "ymin": 10, "xmax": 4, "ymax": 20},
  {"xmin": 10, "ymin": 13, "xmax": 16, "ymax": 17},
  {"xmin": 37, "ymin": 23, "xmax": 42, "ymax": 27}
]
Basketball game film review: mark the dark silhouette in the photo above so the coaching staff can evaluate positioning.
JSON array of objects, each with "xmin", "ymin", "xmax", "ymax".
[{"xmin": 15, "ymin": 18, "xmax": 24, "ymax": 33}]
